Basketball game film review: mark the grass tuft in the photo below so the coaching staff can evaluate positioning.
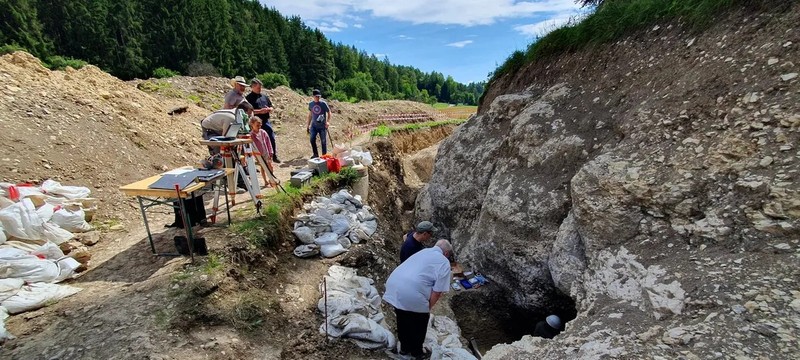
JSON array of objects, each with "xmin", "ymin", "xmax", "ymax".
[
  {"xmin": 370, "ymin": 119, "xmax": 467, "ymax": 137},
  {"xmin": 490, "ymin": 0, "xmax": 785, "ymax": 85}
]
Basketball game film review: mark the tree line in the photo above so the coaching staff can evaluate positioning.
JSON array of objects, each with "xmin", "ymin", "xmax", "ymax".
[{"xmin": 0, "ymin": 0, "xmax": 484, "ymax": 105}]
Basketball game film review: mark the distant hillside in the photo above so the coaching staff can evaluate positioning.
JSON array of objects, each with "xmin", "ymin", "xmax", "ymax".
[{"xmin": 0, "ymin": 0, "xmax": 484, "ymax": 105}]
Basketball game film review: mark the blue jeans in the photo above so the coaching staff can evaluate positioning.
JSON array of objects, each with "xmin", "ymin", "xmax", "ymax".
[{"xmin": 309, "ymin": 126, "xmax": 327, "ymax": 158}]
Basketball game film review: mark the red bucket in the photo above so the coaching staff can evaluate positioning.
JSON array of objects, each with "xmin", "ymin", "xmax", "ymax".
[{"xmin": 325, "ymin": 157, "xmax": 341, "ymax": 173}]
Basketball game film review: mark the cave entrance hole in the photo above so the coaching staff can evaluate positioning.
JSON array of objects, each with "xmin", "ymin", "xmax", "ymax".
[{"xmin": 449, "ymin": 285, "xmax": 577, "ymax": 353}]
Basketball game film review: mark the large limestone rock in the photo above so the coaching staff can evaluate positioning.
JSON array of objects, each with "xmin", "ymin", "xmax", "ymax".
[{"xmin": 419, "ymin": 6, "xmax": 800, "ymax": 359}]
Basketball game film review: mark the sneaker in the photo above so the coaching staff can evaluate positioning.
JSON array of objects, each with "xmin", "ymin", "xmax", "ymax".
[
  {"xmin": 272, "ymin": 155, "xmax": 281, "ymax": 163},
  {"xmin": 236, "ymin": 188, "xmax": 246, "ymax": 194}
]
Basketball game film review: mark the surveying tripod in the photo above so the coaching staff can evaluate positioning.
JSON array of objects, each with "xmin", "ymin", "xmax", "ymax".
[{"xmin": 218, "ymin": 140, "xmax": 263, "ymax": 214}]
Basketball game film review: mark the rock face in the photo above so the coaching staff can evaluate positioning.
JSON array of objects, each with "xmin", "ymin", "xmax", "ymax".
[{"xmin": 419, "ymin": 5, "xmax": 800, "ymax": 359}]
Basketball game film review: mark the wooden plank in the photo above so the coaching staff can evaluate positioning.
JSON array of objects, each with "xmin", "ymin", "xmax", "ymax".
[{"xmin": 119, "ymin": 168, "xmax": 234, "ymax": 199}]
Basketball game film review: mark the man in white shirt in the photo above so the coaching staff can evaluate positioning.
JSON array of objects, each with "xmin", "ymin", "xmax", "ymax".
[{"xmin": 383, "ymin": 239, "xmax": 454, "ymax": 358}]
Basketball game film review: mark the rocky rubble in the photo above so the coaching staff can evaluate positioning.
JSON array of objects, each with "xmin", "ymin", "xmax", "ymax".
[{"xmin": 419, "ymin": 5, "xmax": 800, "ymax": 359}]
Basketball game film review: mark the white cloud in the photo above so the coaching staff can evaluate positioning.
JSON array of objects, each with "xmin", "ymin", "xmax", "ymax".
[
  {"xmin": 264, "ymin": 0, "xmax": 581, "ymax": 27},
  {"xmin": 354, "ymin": 24, "xmax": 363, "ymax": 28},
  {"xmin": 514, "ymin": 13, "xmax": 581, "ymax": 37},
  {"xmin": 306, "ymin": 20, "xmax": 348, "ymax": 32},
  {"xmin": 446, "ymin": 40, "xmax": 474, "ymax": 48},
  {"xmin": 395, "ymin": 35, "xmax": 415, "ymax": 40}
]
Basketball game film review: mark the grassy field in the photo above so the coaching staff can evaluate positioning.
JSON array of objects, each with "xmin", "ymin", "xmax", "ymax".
[
  {"xmin": 490, "ymin": 0, "xmax": 787, "ymax": 85},
  {"xmin": 433, "ymin": 102, "xmax": 478, "ymax": 110},
  {"xmin": 370, "ymin": 119, "xmax": 467, "ymax": 137}
]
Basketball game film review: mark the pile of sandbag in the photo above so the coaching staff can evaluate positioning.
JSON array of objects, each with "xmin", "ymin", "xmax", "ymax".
[
  {"xmin": 292, "ymin": 190, "xmax": 378, "ymax": 259},
  {"xmin": 318, "ymin": 266, "xmax": 396, "ymax": 349},
  {"xmin": 424, "ymin": 316, "xmax": 478, "ymax": 360},
  {"xmin": 0, "ymin": 180, "xmax": 93, "ymax": 343},
  {"xmin": 0, "ymin": 180, "xmax": 95, "ymax": 247}
]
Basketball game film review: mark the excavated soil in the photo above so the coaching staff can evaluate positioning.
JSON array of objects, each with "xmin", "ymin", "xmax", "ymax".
[{"xmin": 0, "ymin": 52, "xmax": 459, "ymax": 358}]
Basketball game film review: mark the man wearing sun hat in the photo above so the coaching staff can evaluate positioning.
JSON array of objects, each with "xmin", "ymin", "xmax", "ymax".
[{"xmin": 223, "ymin": 76, "xmax": 248, "ymax": 109}]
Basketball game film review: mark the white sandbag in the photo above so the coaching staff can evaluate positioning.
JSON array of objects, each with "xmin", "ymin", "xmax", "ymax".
[
  {"xmin": 331, "ymin": 190, "xmax": 356, "ymax": 205},
  {"xmin": 0, "ymin": 240, "xmax": 45, "ymax": 253},
  {"xmin": 1, "ymin": 282, "xmax": 81, "ymax": 314},
  {"xmin": 35, "ymin": 203, "xmax": 56, "ymax": 222},
  {"xmin": 327, "ymin": 203, "xmax": 345, "ymax": 214},
  {"xmin": 361, "ymin": 151, "xmax": 373, "ymax": 166},
  {"xmin": 331, "ymin": 214, "xmax": 351, "ymax": 235},
  {"xmin": 314, "ymin": 232, "xmax": 340, "ymax": 246},
  {"xmin": 0, "ymin": 254, "xmax": 79, "ymax": 283},
  {"xmin": 320, "ymin": 243, "xmax": 347, "ymax": 258},
  {"xmin": 357, "ymin": 209, "xmax": 376, "ymax": 222},
  {"xmin": 338, "ymin": 236, "xmax": 352, "ymax": 249},
  {"xmin": 0, "ymin": 278, "xmax": 24, "ymax": 302},
  {"xmin": 0, "ymin": 223, "xmax": 6, "ymax": 245},
  {"xmin": 441, "ymin": 334, "xmax": 464, "ymax": 349},
  {"xmin": 0, "ymin": 306, "xmax": 13, "ymax": 343},
  {"xmin": 327, "ymin": 265, "xmax": 358, "ymax": 279},
  {"xmin": 292, "ymin": 226, "xmax": 316, "ymax": 244},
  {"xmin": 293, "ymin": 244, "xmax": 319, "ymax": 258},
  {"xmin": 430, "ymin": 344, "xmax": 478, "ymax": 360},
  {"xmin": 15, "ymin": 186, "xmax": 45, "ymax": 200},
  {"xmin": 0, "ymin": 196, "xmax": 12, "ymax": 210},
  {"xmin": 313, "ymin": 208, "xmax": 334, "ymax": 221},
  {"xmin": 41, "ymin": 222, "xmax": 73, "ymax": 245},
  {"xmin": 40, "ymin": 179, "xmax": 91, "ymax": 199},
  {"xmin": 0, "ymin": 200, "xmax": 43, "ymax": 240},
  {"xmin": 0, "ymin": 247, "xmax": 27, "ymax": 259},
  {"xmin": 361, "ymin": 220, "xmax": 378, "ymax": 236},
  {"xmin": 0, "ymin": 200, "xmax": 73, "ymax": 244},
  {"xmin": 31, "ymin": 242, "xmax": 65, "ymax": 260},
  {"xmin": 51, "ymin": 208, "xmax": 92, "ymax": 233},
  {"xmin": 322, "ymin": 313, "xmax": 397, "ymax": 350}
]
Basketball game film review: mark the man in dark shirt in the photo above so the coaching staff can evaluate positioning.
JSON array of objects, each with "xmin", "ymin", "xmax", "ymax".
[
  {"xmin": 533, "ymin": 315, "xmax": 563, "ymax": 339},
  {"xmin": 245, "ymin": 78, "xmax": 280, "ymax": 163},
  {"xmin": 399, "ymin": 221, "xmax": 437, "ymax": 263}
]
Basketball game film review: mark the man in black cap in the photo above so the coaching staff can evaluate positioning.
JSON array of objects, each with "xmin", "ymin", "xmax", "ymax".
[
  {"xmin": 245, "ymin": 78, "xmax": 280, "ymax": 163},
  {"xmin": 399, "ymin": 221, "xmax": 437, "ymax": 263},
  {"xmin": 306, "ymin": 89, "xmax": 331, "ymax": 158}
]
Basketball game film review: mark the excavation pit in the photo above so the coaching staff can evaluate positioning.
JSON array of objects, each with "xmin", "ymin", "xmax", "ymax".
[{"xmin": 450, "ymin": 285, "xmax": 577, "ymax": 354}]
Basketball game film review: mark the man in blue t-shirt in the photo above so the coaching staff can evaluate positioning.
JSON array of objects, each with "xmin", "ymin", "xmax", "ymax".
[
  {"xmin": 306, "ymin": 89, "xmax": 331, "ymax": 158},
  {"xmin": 400, "ymin": 221, "xmax": 437, "ymax": 263}
]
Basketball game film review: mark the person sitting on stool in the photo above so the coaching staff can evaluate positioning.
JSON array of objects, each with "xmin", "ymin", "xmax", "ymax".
[{"xmin": 533, "ymin": 315, "xmax": 563, "ymax": 339}]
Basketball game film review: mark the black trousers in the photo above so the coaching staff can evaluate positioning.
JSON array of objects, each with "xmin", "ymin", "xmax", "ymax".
[
  {"xmin": 394, "ymin": 308, "xmax": 429, "ymax": 356},
  {"xmin": 171, "ymin": 196, "xmax": 207, "ymax": 228}
]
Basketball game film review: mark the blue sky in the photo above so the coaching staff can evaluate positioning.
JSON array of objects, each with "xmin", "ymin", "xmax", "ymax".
[{"xmin": 262, "ymin": 0, "xmax": 587, "ymax": 84}]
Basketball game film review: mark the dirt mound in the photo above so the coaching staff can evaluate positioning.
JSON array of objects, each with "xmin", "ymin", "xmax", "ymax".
[{"xmin": 0, "ymin": 51, "xmax": 210, "ymax": 221}]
